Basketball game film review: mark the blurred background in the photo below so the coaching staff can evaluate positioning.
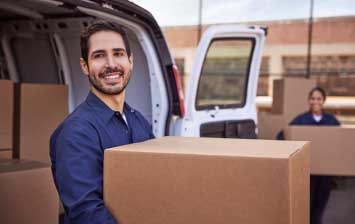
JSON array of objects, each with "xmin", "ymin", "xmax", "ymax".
[{"xmin": 132, "ymin": 0, "xmax": 355, "ymax": 124}]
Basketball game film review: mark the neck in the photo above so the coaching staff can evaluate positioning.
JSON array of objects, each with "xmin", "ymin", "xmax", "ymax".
[
  {"xmin": 312, "ymin": 110, "xmax": 322, "ymax": 116},
  {"xmin": 91, "ymin": 87, "xmax": 125, "ymax": 113}
]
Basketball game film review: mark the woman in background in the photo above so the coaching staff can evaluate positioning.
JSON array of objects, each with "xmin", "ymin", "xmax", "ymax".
[{"xmin": 278, "ymin": 86, "xmax": 340, "ymax": 224}]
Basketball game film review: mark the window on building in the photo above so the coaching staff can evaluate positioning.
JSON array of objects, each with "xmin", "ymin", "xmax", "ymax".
[
  {"xmin": 282, "ymin": 55, "xmax": 355, "ymax": 96},
  {"xmin": 282, "ymin": 56, "xmax": 307, "ymax": 76}
]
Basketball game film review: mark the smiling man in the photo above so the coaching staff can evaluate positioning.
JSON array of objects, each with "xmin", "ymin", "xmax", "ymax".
[{"xmin": 50, "ymin": 21, "xmax": 154, "ymax": 224}]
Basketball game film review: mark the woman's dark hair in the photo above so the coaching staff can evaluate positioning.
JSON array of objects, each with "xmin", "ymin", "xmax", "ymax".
[
  {"xmin": 80, "ymin": 21, "xmax": 131, "ymax": 63},
  {"xmin": 308, "ymin": 86, "xmax": 327, "ymax": 101}
]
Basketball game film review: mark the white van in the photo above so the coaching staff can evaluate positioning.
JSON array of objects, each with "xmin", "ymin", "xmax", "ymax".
[{"xmin": 0, "ymin": 0, "xmax": 265, "ymax": 138}]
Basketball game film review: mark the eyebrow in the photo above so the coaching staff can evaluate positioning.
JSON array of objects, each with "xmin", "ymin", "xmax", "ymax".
[
  {"xmin": 91, "ymin": 48, "xmax": 126, "ymax": 56},
  {"xmin": 113, "ymin": 48, "xmax": 126, "ymax": 51}
]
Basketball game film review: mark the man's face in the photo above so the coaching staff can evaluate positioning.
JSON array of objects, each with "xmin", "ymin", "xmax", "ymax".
[{"xmin": 81, "ymin": 31, "xmax": 133, "ymax": 95}]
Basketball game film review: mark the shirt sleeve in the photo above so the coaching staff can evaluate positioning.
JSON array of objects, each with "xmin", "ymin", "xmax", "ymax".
[
  {"xmin": 54, "ymin": 119, "xmax": 117, "ymax": 224},
  {"xmin": 289, "ymin": 114, "xmax": 303, "ymax": 125},
  {"xmin": 328, "ymin": 113, "xmax": 341, "ymax": 126}
]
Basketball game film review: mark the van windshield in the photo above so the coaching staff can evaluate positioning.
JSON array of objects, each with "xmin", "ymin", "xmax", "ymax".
[{"xmin": 196, "ymin": 38, "xmax": 255, "ymax": 110}]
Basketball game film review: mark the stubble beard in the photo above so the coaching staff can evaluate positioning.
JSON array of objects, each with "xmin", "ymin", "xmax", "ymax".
[{"xmin": 88, "ymin": 69, "xmax": 131, "ymax": 95}]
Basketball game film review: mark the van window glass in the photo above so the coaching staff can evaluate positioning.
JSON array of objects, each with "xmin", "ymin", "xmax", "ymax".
[
  {"xmin": 11, "ymin": 35, "xmax": 60, "ymax": 83},
  {"xmin": 196, "ymin": 38, "xmax": 254, "ymax": 110}
]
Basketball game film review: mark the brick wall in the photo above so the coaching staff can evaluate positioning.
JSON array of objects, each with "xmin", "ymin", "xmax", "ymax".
[{"xmin": 162, "ymin": 16, "xmax": 355, "ymax": 48}]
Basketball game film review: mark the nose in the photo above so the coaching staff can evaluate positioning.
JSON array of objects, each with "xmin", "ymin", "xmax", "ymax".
[{"xmin": 106, "ymin": 54, "xmax": 116, "ymax": 69}]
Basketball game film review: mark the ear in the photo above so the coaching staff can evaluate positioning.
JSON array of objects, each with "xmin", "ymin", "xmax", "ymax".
[
  {"xmin": 128, "ymin": 53, "xmax": 133, "ymax": 70},
  {"xmin": 80, "ymin": 58, "xmax": 89, "ymax": 76}
]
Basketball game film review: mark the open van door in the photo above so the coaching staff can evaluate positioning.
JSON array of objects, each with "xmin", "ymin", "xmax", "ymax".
[{"xmin": 173, "ymin": 25, "xmax": 266, "ymax": 138}]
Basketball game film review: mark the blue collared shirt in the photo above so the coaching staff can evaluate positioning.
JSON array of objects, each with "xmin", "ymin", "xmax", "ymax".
[
  {"xmin": 289, "ymin": 111, "xmax": 340, "ymax": 126},
  {"xmin": 50, "ymin": 91, "xmax": 154, "ymax": 224}
]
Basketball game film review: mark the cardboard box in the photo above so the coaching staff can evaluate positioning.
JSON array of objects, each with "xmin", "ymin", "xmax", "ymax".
[
  {"xmin": 257, "ymin": 112, "xmax": 286, "ymax": 140},
  {"xmin": 13, "ymin": 83, "xmax": 68, "ymax": 163},
  {"xmin": 272, "ymin": 77, "xmax": 315, "ymax": 121},
  {"xmin": 0, "ymin": 80, "xmax": 14, "ymax": 150},
  {"xmin": 0, "ymin": 159, "xmax": 59, "ymax": 224},
  {"xmin": 285, "ymin": 126, "xmax": 355, "ymax": 176},
  {"xmin": 104, "ymin": 136, "xmax": 310, "ymax": 224}
]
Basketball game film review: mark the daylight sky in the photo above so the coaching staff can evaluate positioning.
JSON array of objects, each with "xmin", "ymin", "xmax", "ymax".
[{"xmin": 131, "ymin": 0, "xmax": 355, "ymax": 27}]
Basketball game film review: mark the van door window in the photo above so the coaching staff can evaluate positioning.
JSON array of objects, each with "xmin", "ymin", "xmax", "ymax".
[
  {"xmin": 11, "ymin": 35, "xmax": 61, "ymax": 84},
  {"xmin": 196, "ymin": 38, "xmax": 254, "ymax": 110}
]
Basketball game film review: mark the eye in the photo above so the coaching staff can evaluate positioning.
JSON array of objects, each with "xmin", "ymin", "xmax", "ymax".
[
  {"xmin": 93, "ymin": 53, "xmax": 105, "ymax": 59},
  {"xmin": 114, "ymin": 51, "xmax": 125, "ymax": 57}
]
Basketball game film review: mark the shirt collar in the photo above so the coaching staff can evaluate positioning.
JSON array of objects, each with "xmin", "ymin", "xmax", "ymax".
[
  {"xmin": 86, "ymin": 91, "xmax": 115, "ymax": 124},
  {"xmin": 86, "ymin": 91, "xmax": 129, "ymax": 124}
]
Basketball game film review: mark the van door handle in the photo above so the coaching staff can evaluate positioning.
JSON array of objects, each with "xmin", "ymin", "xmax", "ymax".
[{"xmin": 208, "ymin": 105, "xmax": 220, "ymax": 118}]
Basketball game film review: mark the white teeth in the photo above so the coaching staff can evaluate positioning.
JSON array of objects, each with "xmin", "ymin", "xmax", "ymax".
[{"xmin": 104, "ymin": 75, "xmax": 119, "ymax": 79}]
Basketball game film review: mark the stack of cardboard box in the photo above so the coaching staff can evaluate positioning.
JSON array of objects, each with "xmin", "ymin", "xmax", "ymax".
[
  {"xmin": 104, "ymin": 136, "xmax": 310, "ymax": 224},
  {"xmin": 0, "ymin": 81, "xmax": 68, "ymax": 162},
  {"xmin": 13, "ymin": 83, "xmax": 68, "ymax": 163},
  {"xmin": 258, "ymin": 77, "xmax": 316, "ymax": 140},
  {"xmin": 0, "ymin": 80, "xmax": 68, "ymax": 223}
]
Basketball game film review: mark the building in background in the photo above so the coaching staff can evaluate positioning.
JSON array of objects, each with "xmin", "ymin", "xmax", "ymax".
[{"xmin": 162, "ymin": 15, "xmax": 355, "ymax": 123}]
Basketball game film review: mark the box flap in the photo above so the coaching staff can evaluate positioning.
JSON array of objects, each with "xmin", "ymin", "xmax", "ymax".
[{"xmin": 106, "ymin": 136, "xmax": 308, "ymax": 159}]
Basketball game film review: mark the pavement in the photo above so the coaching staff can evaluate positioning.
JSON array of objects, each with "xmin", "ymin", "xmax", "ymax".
[{"xmin": 323, "ymin": 177, "xmax": 355, "ymax": 224}]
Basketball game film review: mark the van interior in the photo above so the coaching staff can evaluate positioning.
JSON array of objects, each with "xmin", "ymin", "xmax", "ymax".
[{"xmin": 0, "ymin": 0, "xmax": 169, "ymax": 135}]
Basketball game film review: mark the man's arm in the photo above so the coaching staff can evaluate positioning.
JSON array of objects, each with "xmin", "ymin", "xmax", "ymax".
[{"xmin": 54, "ymin": 119, "xmax": 117, "ymax": 224}]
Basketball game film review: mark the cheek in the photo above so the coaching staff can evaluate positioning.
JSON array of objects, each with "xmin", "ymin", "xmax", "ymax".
[
  {"xmin": 316, "ymin": 99, "xmax": 324, "ymax": 105},
  {"xmin": 88, "ymin": 62, "xmax": 103, "ymax": 74},
  {"xmin": 120, "ymin": 58, "xmax": 132, "ymax": 69}
]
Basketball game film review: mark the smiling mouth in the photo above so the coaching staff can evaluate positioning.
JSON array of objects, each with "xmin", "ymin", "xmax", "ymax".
[{"xmin": 102, "ymin": 71, "xmax": 124, "ymax": 80}]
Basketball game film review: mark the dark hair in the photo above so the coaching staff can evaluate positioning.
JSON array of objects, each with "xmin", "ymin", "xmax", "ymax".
[
  {"xmin": 80, "ymin": 21, "xmax": 131, "ymax": 63},
  {"xmin": 308, "ymin": 86, "xmax": 326, "ymax": 101}
]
